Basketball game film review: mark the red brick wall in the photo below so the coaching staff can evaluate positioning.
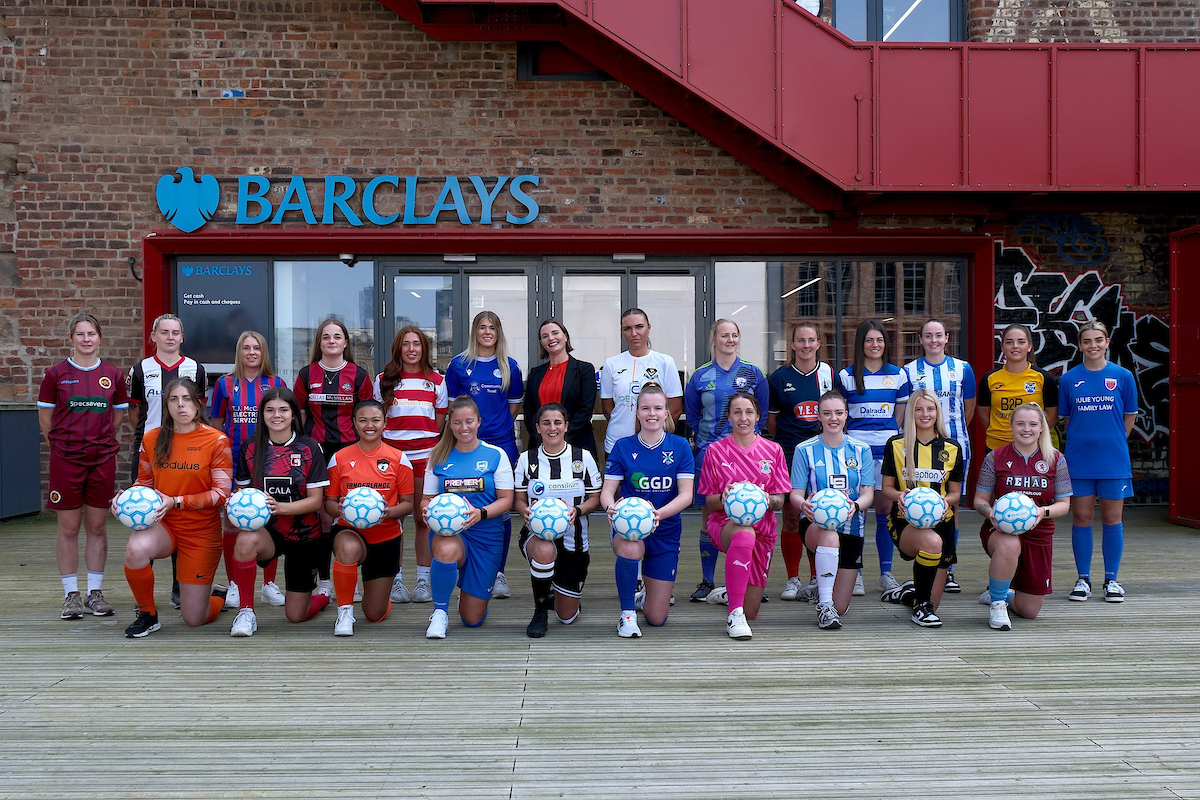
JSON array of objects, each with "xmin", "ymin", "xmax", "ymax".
[{"xmin": 969, "ymin": 0, "xmax": 1200, "ymax": 43}]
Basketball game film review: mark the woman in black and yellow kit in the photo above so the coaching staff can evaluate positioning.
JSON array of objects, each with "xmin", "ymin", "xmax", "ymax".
[
  {"xmin": 880, "ymin": 388, "xmax": 964, "ymax": 628},
  {"xmin": 977, "ymin": 323, "xmax": 1058, "ymax": 455}
]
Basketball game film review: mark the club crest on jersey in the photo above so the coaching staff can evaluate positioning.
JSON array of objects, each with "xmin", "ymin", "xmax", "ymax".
[
  {"xmin": 1034, "ymin": 459, "xmax": 1049, "ymax": 474},
  {"xmin": 662, "ymin": 451, "xmax": 674, "ymax": 465},
  {"xmin": 424, "ymin": 381, "xmax": 435, "ymax": 392},
  {"xmin": 1024, "ymin": 381, "xmax": 1037, "ymax": 394},
  {"xmin": 1105, "ymin": 377, "xmax": 1118, "ymax": 391},
  {"xmin": 938, "ymin": 450, "xmax": 950, "ymax": 462},
  {"xmin": 572, "ymin": 460, "xmax": 584, "ymax": 472},
  {"xmin": 760, "ymin": 460, "xmax": 772, "ymax": 474},
  {"xmin": 290, "ymin": 453, "xmax": 302, "ymax": 467},
  {"xmin": 98, "ymin": 376, "xmax": 112, "ymax": 390},
  {"xmin": 644, "ymin": 368, "xmax": 659, "ymax": 380},
  {"xmin": 476, "ymin": 460, "xmax": 489, "ymax": 472},
  {"xmin": 493, "ymin": 369, "xmax": 502, "ymax": 378},
  {"xmin": 735, "ymin": 377, "xmax": 748, "ymax": 388},
  {"xmin": 342, "ymin": 383, "xmax": 352, "ymax": 392},
  {"xmin": 310, "ymin": 382, "xmax": 322, "ymax": 390},
  {"xmin": 377, "ymin": 460, "xmax": 390, "ymax": 473},
  {"xmin": 845, "ymin": 457, "xmax": 859, "ymax": 469}
]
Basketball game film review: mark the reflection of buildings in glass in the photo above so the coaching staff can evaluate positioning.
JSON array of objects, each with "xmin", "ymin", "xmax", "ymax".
[
  {"xmin": 359, "ymin": 286, "xmax": 375, "ymax": 330},
  {"xmin": 780, "ymin": 260, "xmax": 964, "ymax": 367},
  {"xmin": 286, "ymin": 321, "xmax": 375, "ymax": 383},
  {"xmin": 434, "ymin": 286, "xmax": 454, "ymax": 369}
]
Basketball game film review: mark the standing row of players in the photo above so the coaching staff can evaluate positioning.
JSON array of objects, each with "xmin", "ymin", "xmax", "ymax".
[{"xmin": 40, "ymin": 308, "xmax": 1136, "ymax": 638}]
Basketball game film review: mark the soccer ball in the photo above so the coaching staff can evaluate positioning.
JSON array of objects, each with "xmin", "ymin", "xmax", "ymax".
[
  {"xmin": 724, "ymin": 481, "xmax": 770, "ymax": 527},
  {"xmin": 809, "ymin": 488, "xmax": 853, "ymax": 532},
  {"xmin": 993, "ymin": 491, "xmax": 1040, "ymax": 535},
  {"xmin": 901, "ymin": 487, "xmax": 948, "ymax": 529},
  {"xmin": 612, "ymin": 497, "xmax": 657, "ymax": 541},
  {"xmin": 226, "ymin": 488, "xmax": 272, "ymax": 531},
  {"xmin": 426, "ymin": 493, "xmax": 472, "ymax": 537},
  {"xmin": 114, "ymin": 486, "xmax": 163, "ymax": 531},
  {"xmin": 343, "ymin": 486, "xmax": 388, "ymax": 530},
  {"xmin": 529, "ymin": 497, "xmax": 572, "ymax": 541}
]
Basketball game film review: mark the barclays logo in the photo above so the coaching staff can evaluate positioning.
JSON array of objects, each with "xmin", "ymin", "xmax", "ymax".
[{"xmin": 156, "ymin": 168, "xmax": 220, "ymax": 233}]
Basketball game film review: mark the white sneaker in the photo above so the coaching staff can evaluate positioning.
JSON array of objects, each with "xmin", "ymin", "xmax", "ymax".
[
  {"xmin": 800, "ymin": 577, "xmax": 820, "ymax": 603},
  {"xmin": 978, "ymin": 589, "xmax": 992, "ymax": 605},
  {"xmin": 781, "ymin": 576, "xmax": 804, "ymax": 601},
  {"xmin": 706, "ymin": 586, "xmax": 729, "ymax": 605},
  {"xmin": 224, "ymin": 581, "xmax": 241, "ymax": 610},
  {"xmin": 1069, "ymin": 577, "xmax": 1092, "ymax": 602},
  {"xmin": 634, "ymin": 579, "xmax": 646, "ymax": 611},
  {"xmin": 314, "ymin": 579, "xmax": 333, "ymax": 598},
  {"xmin": 412, "ymin": 577, "xmax": 432, "ymax": 603},
  {"xmin": 426, "ymin": 608, "xmax": 449, "ymax": 639},
  {"xmin": 333, "ymin": 605, "xmax": 355, "ymax": 636},
  {"xmin": 726, "ymin": 607, "xmax": 753, "ymax": 640},
  {"xmin": 260, "ymin": 581, "xmax": 285, "ymax": 607},
  {"xmin": 989, "ymin": 600, "xmax": 1012, "ymax": 630},
  {"xmin": 390, "ymin": 576, "xmax": 410, "ymax": 603},
  {"xmin": 353, "ymin": 582, "xmax": 363, "ymax": 602},
  {"xmin": 230, "ymin": 607, "xmax": 258, "ymax": 637},
  {"xmin": 617, "ymin": 611, "xmax": 642, "ymax": 638},
  {"xmin": 878, "ymin": 572, "xmax": 900, "ymax": 593},
  {"xmin": 1103, "ymin": 579, "xmax": 1125, "ymax": 603},
  {"xmin": 816, "ymin": 601, "xmax": 842, "ymax": 630},
  {"xmin": 492, "ymin": 572, "xmax": 511, "ymax": 599},
  {"xmin": 852, "ymin": 573, "xmax": 865, "ymax": 596}
]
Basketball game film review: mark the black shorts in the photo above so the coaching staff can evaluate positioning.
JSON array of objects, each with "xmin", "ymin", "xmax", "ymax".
[
  {"xmin": 332, "ymin": 526, "xmax": 402, "ymax": 582},
  {"xmin": 888, "ymin": 513, "xmax": 956, "ymax": 569},
  {"xmin": 838, "ymin": 533, "xmax": 864, "ymax": 570},
  {"xmin": 519, "ymin": 529, "xmax": 591, "ymax": 599},
  {"xmin": 258, "ymin": 529, "xmax": 327, "ymax": 594}
]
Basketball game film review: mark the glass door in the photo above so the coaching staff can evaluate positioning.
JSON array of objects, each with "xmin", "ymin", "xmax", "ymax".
[{"xmin": 383, "ymin": 272, "xmax": 457, "ymax": 372}]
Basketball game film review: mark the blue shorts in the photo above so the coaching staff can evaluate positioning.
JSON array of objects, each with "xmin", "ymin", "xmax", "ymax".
[
  {"xmin": 1072, "ymin": 477, "xmax": 1133, "ymax": 500},
  {"xmin": 431, "ymin": 527, "xmax": 504, "ymax": 600},
  {"xmin": 638, "ymin": 521, "xmax": 683, "ymax": 582}
]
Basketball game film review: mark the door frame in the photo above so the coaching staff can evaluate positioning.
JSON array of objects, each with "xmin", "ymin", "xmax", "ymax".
[{"xmin": 1169, "ymin": 226, "xmax": 1200, "ymax": 528}]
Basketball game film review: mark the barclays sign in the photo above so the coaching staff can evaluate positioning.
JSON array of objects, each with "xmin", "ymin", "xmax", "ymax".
[{"xmin": 155, "ymin": 168, "xmax": 542, "ymax": 233}]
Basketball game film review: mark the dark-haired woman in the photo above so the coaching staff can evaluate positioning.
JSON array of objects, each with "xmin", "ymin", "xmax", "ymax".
[
  {"xmin": 375, "ymin": 325, "xmax": 448, "ymax": 604},
  {"xmin": 523, "ymin": 319, "xmax": 598, "ymax": 457},
  {"xmin": 837, "ymin": 320, "xmax": 910, "ymax": 598},
  {"xmin": 117, "ymin": 378, "xmax": 233, "ymax": 638},
  {"xmin": 978, "ymin": 322, "xmax": 1058, "ymax": 454},
  {"xmin": 227, "ymin": 387, "xmax": 331, "ymax": 637},
  {"xmin": 293, "ymin": 318, "xmax": 375, "ymax": 598}
]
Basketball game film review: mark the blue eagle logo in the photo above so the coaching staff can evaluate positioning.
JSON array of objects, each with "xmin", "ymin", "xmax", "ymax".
[{"xmin": 156, "ymin": 168, "xmax": 219, "ymax": 233}]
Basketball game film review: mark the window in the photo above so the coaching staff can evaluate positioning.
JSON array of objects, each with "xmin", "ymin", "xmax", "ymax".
[
  {"xmin": 874, "ymin": 262, "xmax": 895, "ymax": 314},
  {"xmin": 902, "ymin": 262, "xmax": 926, "ymax": 313},
  {"xmin": 715, "ymin": 261, "xmax": 768, "ymax": 370},
  {"xmin": 274, "ymin": 260, "xmax": 375, "ymax": 386},
  {"xmin": 833, "ymin": 0, "xmax": 963, "ymax": 41}
]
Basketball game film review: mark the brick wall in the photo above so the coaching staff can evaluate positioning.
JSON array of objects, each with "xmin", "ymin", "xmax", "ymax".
[{"xmin": 969, "ymin": 0, "xmax": 1200, "ymax": 43}]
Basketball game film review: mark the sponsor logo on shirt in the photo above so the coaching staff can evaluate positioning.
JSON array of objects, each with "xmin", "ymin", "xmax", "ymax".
[
  {"xmin": 162, "ymin": 460, "xmax": 201, "ymax": 471},
  {"xmin": 632, "ymin": 472, "xmax": 674, "ymax": 491},
  {"xmin": 795, "ymin": 401, "xmax": 819, "ymax": 421},
  {"xmin": 1105, "ymin": 377, "xmax": 1118, "ymax": 391},
  {"xmin": 444, "ymin": 476, "xmax": 486, "ymax": 493},
  {"xmin": 828, "ymin": 475, "xmax": 848, "ymax": 490},
  {"xmin": 529, "ymin": 479, "xmax": 547, "ymax": 497},
  {"xmin": 67, "ymin": 396, "xmax": 109, "ymax": 412},
  {"xmin": 98, "ymin": 376, "xmax": 112, "ymax": 390},
  {"xmin": 1074, "ymin": 380, "xmax": 1086, "ymax": 388},
  {"xmin": 856, "ymin": 404, "xmax": 892, "ymax": 418},
  {"xmin": 903, "ymin": 467, "xmax": 947, "ymax": 482},
  {"xmin": 308, "ymin": 393, "xmax": 355, "ymax": 404}
]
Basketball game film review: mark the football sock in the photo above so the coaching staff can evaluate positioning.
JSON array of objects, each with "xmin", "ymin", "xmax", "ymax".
[
  {"xmin": 86, "ymin": 571, "xmax": 103, "ymax": 593},
  {"xmin": 1071, "ymin": 524, "xmax": 1093, "ymax": 579},
  {"xmin": 529, "ymin": 559, "xmax": 555, "ymax": 612},
  {"xmin": 1102, "ymin": 522, "xmax": 1124, "ymax": 582},
  {"xmin": 699, "ymin": 529, "xmax": 719, "ymax": 584},
  {"xmin": 989, "ymin": 576, "xmax": 1013, "ymax": 605},
  {"xmin": 307, "ymin": 593, "xmax": 330, "ymax": 620},
  {"xmin": 396, "ymin": 567, "xmax": 403, "ymax": 584},
  {"xmin": 417, "ymin": 565, "xmax": 430, "ymax": 583},
  {"xmin": 125, "ymin": 564, "xmax": 156, "ymax": 616},
  {"xmin": 724, "ymin": 529, "xmax": 755, "ymax": 612},
  {"xmin": 370, "ymin": 600, "xmax": 392, "ymax": 623},
  {"xmin": 875, "ymin": 513, "xmax": 893, "ymax": 574},
  {"xmin": 497, "ymin": 516, "xmax": 512, "ymax": 572},
  {"xmin": 61, "ymin": 574, "xmax": 78, "ymax": 596},
  {"xmin": 463, "ymin": 607, "xmax": 487, "ymax": 627},
  {"xmin": 780, "ymin": 528, "xmax": 802, "ymax": 580},
  {"xmin": 332, "ymin": 560, "xmax": 358, "ymax": 607},
  {"xmin": 913, "ymin": 550, "xmax": 940, "ymax": 604},
  {"xmin": 559, "ymin": 607, "xmax": 580, "ymax": 624},
  {"xmin": 231, "ymin": 557, "xmax": 258, "ymax": 610},
  {"xmin": 431, "ymin": 558, "xmax": 458, "ymax": 613},
  {"xmin": 263, "ymin": 558, "xmax": 278, "ymax": 586},
  {"xmin": 204, "ymin": 595, "xmax": 223, "ymax": 624},
  {"xmin": 615, "ymin": 555, "xmax": 639, "ymax": 613},
  {"xmin": 814, "ymin": 545, "xmax": 838, "ymax": 606}
]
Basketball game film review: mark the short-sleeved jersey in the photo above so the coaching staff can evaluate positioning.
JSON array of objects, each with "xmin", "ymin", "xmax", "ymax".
[
  {"xmin": 789, "ymin": 434, "xmax": 875, "ymax": 537},
  {"xmin": 325, "ymin": 441, "xmax": 414, "ymax": 544},
  {"xmin": 1059, "ymin": 363, "xmax": 1138, "ymax": 479},
  {"xmin": 236, "ymin": 433, "xmax": 329, "ymax": 542},
  {"xmin": 880, "ymin": 434, "xmax": 965, "ymax": 496},
  {"xmin": 210, "ymin": 374, "xmax": 286, "ymax": 465},
  {"xmin": 977, "ymin": 443, "xmax": 1071, "ymax": 543},
  {"xmin": 423, "ymin": 442, "xmax": 515, "ymax": 540},
  {"xmin": 514, "ymin": 444, "xmax": 601, "ymax": 552},
  {"xmin": 444, "ymin": 355, "xmax": 524, "ymax": 445},
  {"xmin": 136, "ymin": 424, "xmax": 232, "ymax": 542},
  {"xmin": 293, "ymin": 361, "xmax": 375, "ymax": 453},
  {"xmin": 600, "ymin": 350, "xmax": 684, "ymax": 453},
  {"xmin": 837, "ymin": 364, "xmax": 912, "ymax": 458},
  {"xmin": 374, "ymin": 370, "xmax": 448, "ymax": 462},
  {"xmin": 604, "ymin": 433, "xmax": 695, "ymax": 542},
  {"xmin": 978, "ymin": 364, "xmax": 1059, "ymax": 450},
  {"xmin": 697, "ymin": 435, "xmax": 791, "ymax": 539},
  {"xmin": 685, "ymin": 357, "xmax": 770, "ymax": 449},
  {"xmin": 128, "ymin": 356, "xmax": 207, "ymax": 446},
  {"xmin": 903, "ymin": 356, "xmax": 976, "ymax": 460},
  {"xmin": 767, "ymin": 362, "xmax": 835, "ymax": 452},
  {"xmin": 37, "ymin": 358, "xmax": 130, "ymax": 465}
]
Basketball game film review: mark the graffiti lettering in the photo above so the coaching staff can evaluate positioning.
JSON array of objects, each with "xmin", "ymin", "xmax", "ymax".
[{"xmin": 1015, "ymin": 213, "xmax": 1110, "ymax": 266}]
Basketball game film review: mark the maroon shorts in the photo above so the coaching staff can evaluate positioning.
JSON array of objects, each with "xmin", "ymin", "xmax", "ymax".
[
  {"xmin": 47, "ymin": 457, "xmax": 116, "ymax": 511},
  {"xmin": 980, "ymin": 525, "xmax": 1053, "ymax": 596}
]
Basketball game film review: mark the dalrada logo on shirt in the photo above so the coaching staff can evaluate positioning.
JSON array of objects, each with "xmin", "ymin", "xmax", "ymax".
[{"xmin": 156, "ymin": 168, "xmax": 541, "ymax": 233}]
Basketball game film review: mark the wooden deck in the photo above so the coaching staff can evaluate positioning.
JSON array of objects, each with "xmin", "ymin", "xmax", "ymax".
[{"xmin": 2, "ymin": 508, "xmax": 1198, "ymax": 799}]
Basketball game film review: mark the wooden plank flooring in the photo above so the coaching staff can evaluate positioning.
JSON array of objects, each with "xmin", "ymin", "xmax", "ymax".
[{"xmin": 2, "ymin": 508, "xmax": 1199, "ymax": 799}]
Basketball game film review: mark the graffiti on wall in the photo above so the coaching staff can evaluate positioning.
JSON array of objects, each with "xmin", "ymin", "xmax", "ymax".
[
  {"xmin": 993, "ymin": 242, "xmax": 1168, "ymax": 443},
  {"xmin": 1015, "ymin": 213, "xmax": 1110, "ymax": 266}
]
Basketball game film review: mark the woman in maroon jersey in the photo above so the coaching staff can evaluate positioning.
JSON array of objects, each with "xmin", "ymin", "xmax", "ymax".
[
  {"xmin": 292, "ymin": 318, "xmax": 374, "ymax": 597},
  {"xmin": 37, "ymin": 312, "xmax": 130, "ymax": 621},
  {"xmin": 973, "ymin": 402, "xmax": 1072, "ymax": 632}
]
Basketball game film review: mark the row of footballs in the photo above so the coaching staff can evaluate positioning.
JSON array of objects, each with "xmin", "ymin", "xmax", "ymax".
[{"xmin": 112, "ymin": 482, "xmax": 1042, "ymax": 539}]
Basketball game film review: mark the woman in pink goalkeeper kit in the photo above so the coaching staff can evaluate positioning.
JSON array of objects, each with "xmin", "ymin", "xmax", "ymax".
[{"xmin": 697, "ymin": 392, "xmax": 791, "ymax": 641}]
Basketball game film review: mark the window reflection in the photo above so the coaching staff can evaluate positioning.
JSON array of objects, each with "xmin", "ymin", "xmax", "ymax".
[{"xmin": 274, "ymin": 260, "xmax": 375, "ymax": 385}]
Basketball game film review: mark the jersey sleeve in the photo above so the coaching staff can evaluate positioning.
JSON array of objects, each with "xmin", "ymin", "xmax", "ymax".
[
  {"xmin": 881, "ymin": 438, "xmax": 899, "ymax": 478},
  {"xmin": 767, "ymin": 371, "xmax": 783, "ymax": 416},
  {"xmin": 435, "ymin": 375, "xmax": 449, "ymax": 411},
  {"xmin": 493, "ymin": 449, "xmax": 515, "ymax": 491},
  {"xmin": 837, "ymin": 368, "xmax": 852, "ymax": 395},
  {"xmin": 676, "ymin": 440, "xmax": 695, "ymax": 479},
  {"xmin": 858, "ymin": 443, "xmax": 876, "ymax": 486},
  {"xmin": 36, "ymin": 369, "xmax": 57, "ymax": 409},
  {"xmin": 767, "ymin": 444, "xmax": 791, "ymax": 495},
  {"xmin": 513, "ymin": 452, "xmax": 531, "ymax": 491},
  {"xmin": 895, "ymin": 369, "xmax": 911, "ymax": 404},
  {"xmin": 234, "ymin": 440, "xmax": 252, "ymax": 486},
  {"xmin": 357, "ymin": 368, "xmax": 374, "ymax": 402},
  {"xmin": 1053, "ymin": 453, "xmax": 1072, "ymax": 497},
  {"xmin": 754, "ymin": 368, "xmax": 770, "ymax": 430},
  {"xmin": 789, "ymin": 445, "xmax": 810, "ymax": 492},
  {"xmin": 210, "ymin": 377, "xmax": 229, "ymax": 420},
  {"xmin": 179, "ymin": 434, "xmax": 232, "ymax": 510},
  {"xmin": 507, "ymin": 360, "xmax": 524, "ymax": 402},
  {"xmin": 324, "ymin": 453, "xmax": 343, "ymax": 499},
  {"xmin": 947, "ymin": 442, "xmax": 965, "ymax": 484},
  {"xmin": 977, "ymin": 370, "xmax": 992, "ymax": 408},
  {"xmin": 292, "ymin": 368, "xmax": 309, "ymax": 409},
  {"xmin": 136, "ymin": 442, "xmax": 156, "ymax": 488},
  {"xmin": 604, "ymin": 441, "xmax": 626, "ymax": 480},
  {"xmin": 372, "ymin": 374, "xmax": 384, "ymax": 403},
  {"xmin": 962, "ymin": 362, "xmax": 977, "ymax": 400},
  {"xmin": 583, "ymin": 451, "xmax": 602, "ymax": 491},
  {"xmin": 445, "ymin": 359, "xmax": 463, "ymax": 398},
  {"xmin": 697, "ymin": 444, "xmax": 723, "ymax": 497},
  {"xmin": 128, "ymin": 363, "xmax": 145, "ymax": 406},
  {"xmin": 976, "ymin": 451, "xmax": 997, "ymax": 494},
  {"xmin": 396, "ymin": 455, "xmax": 415, "ymax": 497},
  {"xmin": 662, "ymin": 356, "xmax": 684, "ymax": 397},
  {"xmin": 1040, "ymin": 368, "xmax": 1059, "ymax": 410},
  {"xmin": 305, "ymin": 444, "xmax": 330, "ymax": 489},
  {"xmin": 195, "ymin": 363, "xmax": 208, "ymax": 398},
  {"xmin": 1121, "ymin": 369, "xmax": 1139, "ymax": 414},
  {"xmin": 683, "ymin": 371, "xmax": 703, "ymax": 431},
  {"xmin": 423, "ymin": 465, "xmax": 440, "ymax": 495},
  {"xmin": 599, "ymin": 358, "xmax": 615, "ymax": 400}
]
